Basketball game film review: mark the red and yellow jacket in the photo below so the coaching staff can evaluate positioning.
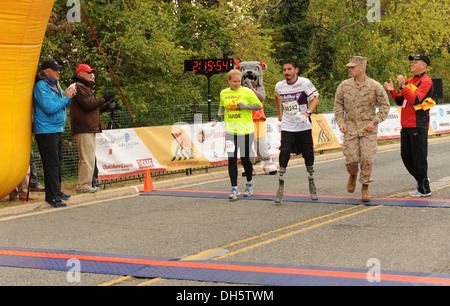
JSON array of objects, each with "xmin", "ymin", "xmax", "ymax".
[{"xmin": 389, "ymin": 72, "xmax": 433, "ymax": 129}]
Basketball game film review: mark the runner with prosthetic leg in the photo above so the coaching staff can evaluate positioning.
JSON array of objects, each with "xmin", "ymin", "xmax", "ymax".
[{"xmin": 274, "ymin": 59, "xmax": 320, "ymax": 203}]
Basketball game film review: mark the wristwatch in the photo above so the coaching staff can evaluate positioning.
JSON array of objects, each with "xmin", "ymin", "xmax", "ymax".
[
  {"xmin": 373, "ymin": 120, "xmax": 379, "ymax": 125},
  {"xmin": 306, "ymin": 110, "xmax": 312, "ymax": 115},
  {"xmin": 400, "ymin": 85, "xmax": 406, "ymax": 90}
]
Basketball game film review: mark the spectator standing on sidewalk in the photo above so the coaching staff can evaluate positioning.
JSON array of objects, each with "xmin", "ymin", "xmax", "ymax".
[
  {"xmin": 33, "ymin": 59, "xmax": 75, "ymax": 208},
  {"xmin": 69, "ymin": 64, "xmax": 116, "ymax": 193}
]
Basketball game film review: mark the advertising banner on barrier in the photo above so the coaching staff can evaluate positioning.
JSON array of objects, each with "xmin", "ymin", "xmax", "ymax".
[{"xmin": 96, "ymin": 104, "xmax": 450, "ymax": 180}]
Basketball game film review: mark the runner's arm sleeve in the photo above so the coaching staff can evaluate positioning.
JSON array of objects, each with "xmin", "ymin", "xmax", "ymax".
[
  {"xmin": 237, "ymin": 102, "xmax": 262, "ymax": 111},
  {"xmin": 238, "ymin": 88, "xmax": 262, "ymax": 110},
  {"xmin": 218, "ymin": 106, "xmax": 225, "ymax": 116}
]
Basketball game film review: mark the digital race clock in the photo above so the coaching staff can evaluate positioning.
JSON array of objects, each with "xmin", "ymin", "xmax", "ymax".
[{"xmin": 184, "ymin": 59, "xmax": 234, "ymax": 75}]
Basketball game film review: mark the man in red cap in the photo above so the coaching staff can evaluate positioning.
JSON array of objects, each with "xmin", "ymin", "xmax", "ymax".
[{"xmin": 70, "ymin": 64, "xmax": 116, "ymax": 193}]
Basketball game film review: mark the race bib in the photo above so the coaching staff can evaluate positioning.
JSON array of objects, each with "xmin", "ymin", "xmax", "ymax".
[
  {"xmin": 282, "ymin": 100, "xmax": 299, "ymax": 115},
  {"xmin": 225, "ymin": 140, "xmax": 235, "ymax": 153}
]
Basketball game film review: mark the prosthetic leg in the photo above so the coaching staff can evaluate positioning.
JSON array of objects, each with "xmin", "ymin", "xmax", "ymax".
[
  {"xmin": 274, "ymin": 171, "xmax": 285, "ymax": 204},
  {"xmin": 307, "ymin": 165, "xmax": 318, "ymax": 200}
]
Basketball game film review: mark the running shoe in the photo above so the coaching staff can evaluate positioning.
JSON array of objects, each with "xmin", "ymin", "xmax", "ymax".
[
  {"xmin": 409, "ymin": 190, "xmax": 431, "ymax": 197},
  {"xmin": 229, "ymin": 187, "xmax": 240, "ymax": 201},
  {"xmin": 30, "ymin": 185, "xmax": 45, "ymax": 192},
  {"xmin": 244, "ymin": 181, "xmax": 255, "ymax": 197},
  {"xmin": 76, "ymin": 186, "xmax": 99, "ymax": 194}
]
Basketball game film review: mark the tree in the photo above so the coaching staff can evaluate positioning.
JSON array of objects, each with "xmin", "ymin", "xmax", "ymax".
[
  {"xmin": 272, "ymin": 0, "xmax": 315, "ymax": 72},
  {"xmin": 305, "ymin": 0, "xmax": 449, "ymax": 110}
]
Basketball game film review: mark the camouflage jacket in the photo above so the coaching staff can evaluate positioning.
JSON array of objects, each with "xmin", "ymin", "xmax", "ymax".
[{"xmin": 334, "ymin": 76, "xmax": 390, "ymax": 135}]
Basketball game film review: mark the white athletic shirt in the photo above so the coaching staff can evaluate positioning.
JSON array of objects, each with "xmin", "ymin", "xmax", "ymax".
[{"xmin": 274, "ymin": 77, "xmax": 319, "ymax": 132}]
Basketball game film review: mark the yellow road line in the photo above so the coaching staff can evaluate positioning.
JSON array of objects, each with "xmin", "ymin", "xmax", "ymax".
[
  {"xmin": 214, "ymin": 205, "xmax": 382, "ymax": 260},
  {"xmin": 134, "ymin": 179, "xmax": 450, "ymax": 285},
  {"xmin": 98, "ymin": 275, "xmax": 132, "ymax": 286},
  {"xmin": 101, "ymin": 205, "xmax": 362, "ymax": 286},
  {"xmin": 184, "ymin": 206, "xmax": 361, "ymax": 259},
  {"xmin": 387, "ymin": 183, "xmax": 450, "ymax": 198},
  {"xmin": 136, "ymin": 206, "xmax": 386, "ymax": 286},
  {"xmin": 98, "ymin": 181, "xmax": 450, "ymax": 286},
  {"xmin": 432, "ymin": 183, "xmax": 450, "ymax": 192}
]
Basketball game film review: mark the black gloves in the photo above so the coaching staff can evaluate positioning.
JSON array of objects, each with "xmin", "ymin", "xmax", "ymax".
[
  {"xmin": 102, "ymin": 101, "xmax": 122, "ymax": 112},
  {"xmin": 103, "ymin": 91, "xmax": 116, "ymax": 102}
]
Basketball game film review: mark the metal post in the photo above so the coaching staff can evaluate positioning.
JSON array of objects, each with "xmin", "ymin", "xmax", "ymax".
[{"xmin": 207, "ymin": 75, "xmax": 212, "ymax": 121}]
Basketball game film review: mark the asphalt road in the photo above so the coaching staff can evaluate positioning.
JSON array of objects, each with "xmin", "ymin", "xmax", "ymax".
[{"xmin": 0, "ymin": 136, "xmax": 448, "ymax": 287}]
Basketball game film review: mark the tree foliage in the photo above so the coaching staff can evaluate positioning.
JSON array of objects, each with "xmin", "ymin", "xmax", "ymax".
[
  {"xmin": 306, "ymin": 0, "xmax": 449, "ymax": 109},
  {"xmin": 40, "ymin": 0, "xmax": 449, "ymax": 128},
  {"xmin": 272, "ymin": 0, "xmax": 314, "ymax": 72}
]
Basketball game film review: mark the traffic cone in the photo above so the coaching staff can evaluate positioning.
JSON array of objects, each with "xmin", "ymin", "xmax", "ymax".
[{"xmin": 140, "ymin": 169, "xmax": 154, "ymax": 192}]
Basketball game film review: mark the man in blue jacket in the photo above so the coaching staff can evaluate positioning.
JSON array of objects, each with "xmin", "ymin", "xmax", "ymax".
[{"xmin": 33, "ymin": 59, "xmax": 76, "ymax": 208}]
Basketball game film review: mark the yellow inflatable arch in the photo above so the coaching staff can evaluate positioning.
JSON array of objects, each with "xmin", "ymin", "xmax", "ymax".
[{"xmin": 0, "ymin": 0, "xmax": 55, "ymax": 199}]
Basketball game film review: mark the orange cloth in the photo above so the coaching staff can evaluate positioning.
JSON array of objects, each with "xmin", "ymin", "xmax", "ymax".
[{"xmin": 252, "ymin": 102, "xmax": 266, "ymax": 121}]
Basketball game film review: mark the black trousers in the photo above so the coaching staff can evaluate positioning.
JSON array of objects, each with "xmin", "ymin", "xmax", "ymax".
[
  {"xmin": 226, "ymin": 132, "xmax": 254, "ymax": 187},
  {"xmin": 279, "ymin": 129, "xmax": 315, "ymax": 172},
  {"xmin": 35, "ymin": 133, "xmax": 64, "ymax": 203},
  {"xmin": 400, "ymin": 128, "xmax": 430, "ymax": 193}
]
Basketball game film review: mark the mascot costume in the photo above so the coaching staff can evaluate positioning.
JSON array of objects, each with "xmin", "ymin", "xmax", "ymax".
[{"xmin": 236, "ymin": 61, "xmax": 277, "ymax": 175}]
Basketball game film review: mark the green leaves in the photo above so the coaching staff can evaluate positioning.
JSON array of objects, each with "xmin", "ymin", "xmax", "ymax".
[{"xmin": 40, "ymin": 0, "xmax": 448, "ymax": 128}]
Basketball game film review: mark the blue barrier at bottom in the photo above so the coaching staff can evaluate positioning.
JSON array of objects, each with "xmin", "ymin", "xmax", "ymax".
[{"xmin": 0, "ymin": 247, "xmax": 449, "ymax": 286}]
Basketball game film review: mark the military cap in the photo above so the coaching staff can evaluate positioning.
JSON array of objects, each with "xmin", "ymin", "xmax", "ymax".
[{"xmin": 345, "ymin": 56, "xmax": 367, "ymax": 67}]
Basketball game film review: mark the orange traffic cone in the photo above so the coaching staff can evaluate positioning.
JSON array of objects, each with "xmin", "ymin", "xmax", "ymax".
[{"xmin": 140, "ymin": 169, "xmax": 154, "ymax": 192}]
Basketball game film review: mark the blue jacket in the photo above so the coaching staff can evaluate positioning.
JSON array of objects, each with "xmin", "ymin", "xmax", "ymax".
[{"xmin": 33, "ymin": 77, "xmax": 72, "ymax": 135}]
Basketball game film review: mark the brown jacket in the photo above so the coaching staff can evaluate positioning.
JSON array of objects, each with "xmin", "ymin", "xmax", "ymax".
[{"xmin": 69, "ymin": 75, "xmax": 106, "ymax": 135}]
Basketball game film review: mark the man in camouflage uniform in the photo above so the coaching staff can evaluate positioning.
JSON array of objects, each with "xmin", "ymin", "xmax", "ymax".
[{"xmin": 334, "ymin": 56, "xmax": 390, "ymax": 201}]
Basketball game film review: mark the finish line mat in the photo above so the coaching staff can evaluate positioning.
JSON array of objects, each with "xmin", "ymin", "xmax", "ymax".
[
  {"xmin": 1, "ymin": 247, "xmax": 449, "ymax": 286},
  {"xmin": 141, "ymin": 189, "xmax": 450, "ymax": 208}
]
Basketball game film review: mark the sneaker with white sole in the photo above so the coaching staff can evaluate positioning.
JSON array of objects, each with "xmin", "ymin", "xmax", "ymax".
[
  {"xmin": 244, "ymin": 181, "xmax": 255, "ymax": 197},
  {"xmin": 409, "ymin": 190, "xmax": 431, "ymax": 197},
  {"xmin": 229, "ymin": 187, "xmax": 240, "ymax": 201},
  {"xmin": 76, "ymin": 186, "xmax": 99, "ymax": 194}
]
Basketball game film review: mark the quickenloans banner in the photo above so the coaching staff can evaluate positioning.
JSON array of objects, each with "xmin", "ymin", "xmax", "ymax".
[{"xmin": 96, "ymin": 104, "xmax": 450, "ymax": 180}]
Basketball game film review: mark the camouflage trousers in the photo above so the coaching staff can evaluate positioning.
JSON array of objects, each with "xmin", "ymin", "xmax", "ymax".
[{"xmin": 342, "ymin": 132, "xmax": 378, "ymax": 185}]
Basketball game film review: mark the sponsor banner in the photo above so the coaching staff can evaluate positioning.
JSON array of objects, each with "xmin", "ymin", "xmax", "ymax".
[
  {"xmin": 429, "ymin": 105, "xmax": 450, "ymax": 134},
  {"xmin": 311, "ymin": 114, "xmax": 342, "ymax": 150},
  {"xmin": 377, "ymin": 107, "xmax": 402, "ymax": 139},
  {"xmin": 96, "ymin": 129, "xmax": 164, "ymax": 180},
  {"xmin": 96, "ymin": 105, "xmax": 450, "ymax": 180},
  {"xmin": 134, "ymin": 124, "xmax": 211, "ymax": 171}
]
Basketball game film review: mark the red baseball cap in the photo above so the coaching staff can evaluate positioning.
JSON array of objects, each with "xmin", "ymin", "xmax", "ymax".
[{"xmin": 76, "ymin": 64, "xmax": 96, "ymax": 74}]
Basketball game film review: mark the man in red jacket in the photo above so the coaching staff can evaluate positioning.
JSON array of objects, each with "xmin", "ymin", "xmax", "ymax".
[
  {"xmin": 70, "ymin": 64, "xmax": 116, "ymax": 193},
  {"xmin": 384, "ymin": 55, "xmax": 434, "ymax": 197}
]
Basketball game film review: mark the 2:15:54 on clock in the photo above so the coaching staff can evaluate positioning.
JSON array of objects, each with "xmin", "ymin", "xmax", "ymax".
[{"xmin": 184, "ymin": 59, "xmax": 233, "ymax": 75}]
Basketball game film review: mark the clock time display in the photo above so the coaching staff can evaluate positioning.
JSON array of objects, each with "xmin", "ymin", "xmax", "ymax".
[{"xmin": 184, "ymin": 59, "xmax": 234, "ymax": 75}]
